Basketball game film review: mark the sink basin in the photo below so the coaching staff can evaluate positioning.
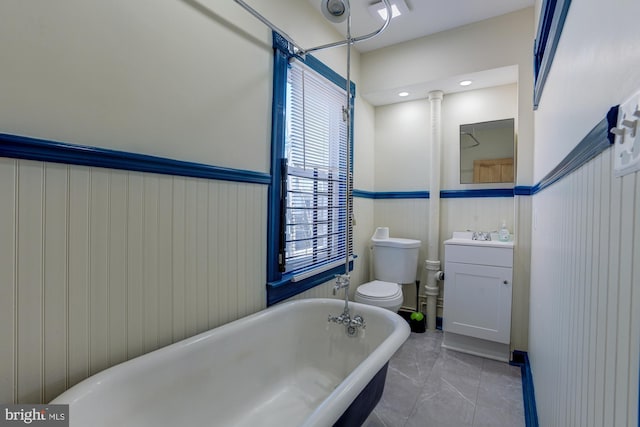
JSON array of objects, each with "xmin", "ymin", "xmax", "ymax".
[{"xmin": 444, "ymin": 231, "xmax": 514, "ymax": 248}]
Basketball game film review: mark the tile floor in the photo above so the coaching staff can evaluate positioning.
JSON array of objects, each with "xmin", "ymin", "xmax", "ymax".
[{"xmin": 363, "ymin": 330, "xmax": 525, "ymax": 427}]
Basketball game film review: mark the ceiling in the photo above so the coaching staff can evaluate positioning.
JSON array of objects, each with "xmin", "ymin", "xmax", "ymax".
[
  {"xmin": 308, "ymin": 0, "xmax": 535, "ymax": 52},
  {"xmin": 306, "ymin": 0, "xmax": 535, "ymax": 105}
]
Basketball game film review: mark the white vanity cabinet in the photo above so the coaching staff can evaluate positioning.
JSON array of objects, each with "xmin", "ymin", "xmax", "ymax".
[{"xmin": 442, "ymin": 233, "xmax": 514, "ymax": 361}]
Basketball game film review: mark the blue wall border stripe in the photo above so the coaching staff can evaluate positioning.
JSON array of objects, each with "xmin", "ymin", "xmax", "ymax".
[
  {"xmin": 352, "ymin": 190, "xmax": 430, "ymax": 199},
  {"xmin": 355, "ymin": 105, "xmax": 618, "ymax": 200},
  {"xmin": 352, "ymin": 189, "xmax": 531, "ymax": 199},
  {"xmin": 0, "ymin": 133, "xmax": 271, "ymax": 185},
  {"xmin": 532, "ymin": 105, "xmax": 618, "ymax": 195},
  {"xmin": 440, "ymin": 189, "xmax": 514, "ymax": 198},
  {"xmin": 514, "ymin": 186, "xmax": 534, "ymax": 196}
]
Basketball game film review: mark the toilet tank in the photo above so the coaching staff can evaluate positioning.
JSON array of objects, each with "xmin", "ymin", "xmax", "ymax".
[{"xmin": 372, "ymin": 236, "xmax": 421, "ymax": 284}]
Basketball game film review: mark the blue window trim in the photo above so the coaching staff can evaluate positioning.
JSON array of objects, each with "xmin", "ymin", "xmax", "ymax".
[
  {"xmin": 533, "ymin": 0, "xmax": 572, "ymax": 109},
  {"xmin": 267, "ymin": 32, "xmax": 355, "ymax": 306}
]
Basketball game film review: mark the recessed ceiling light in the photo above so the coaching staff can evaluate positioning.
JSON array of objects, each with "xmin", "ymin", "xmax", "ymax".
[
  {"xmin": 368, "ymin": 1, "xmax": 409, "ymax": 21},
  {"xmin": 377, "ymin": 4, "xmax": 401, "ymax": 20},
  {"xmin": 459, "ymin": 80, "xmax": 473, "ymax": 86},
  {"xmin": 398, "ymin": 91, "xmax": 409, "ymax": 97}
]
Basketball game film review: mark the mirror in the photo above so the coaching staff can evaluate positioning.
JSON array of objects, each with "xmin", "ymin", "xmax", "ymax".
[{"xmin": 459, "ymin": 118, "xmax": 515, "ymax": 184}]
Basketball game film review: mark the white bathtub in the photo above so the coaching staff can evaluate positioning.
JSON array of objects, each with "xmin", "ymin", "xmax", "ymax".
[{"xmin": 52, "ymin": 298, "xmax": 410, "ymax": 426}]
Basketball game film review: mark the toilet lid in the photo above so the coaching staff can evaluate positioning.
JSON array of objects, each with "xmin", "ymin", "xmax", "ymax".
[{"xmin": 357, "ymin": 280, "xmax": 401, "ymax": 299}]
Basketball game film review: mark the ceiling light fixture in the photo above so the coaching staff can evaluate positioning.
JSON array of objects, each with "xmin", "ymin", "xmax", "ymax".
[
  {"xmin": 398, "ymin": 91, "xmax": 409, "ymax": 97},
  {"xmin": 459, "ymin": 80, "xmax": 473, "ymax": 86},
  {"xmin": 368, "ymin": 0, "xmax": 409, "ymax": 21}
]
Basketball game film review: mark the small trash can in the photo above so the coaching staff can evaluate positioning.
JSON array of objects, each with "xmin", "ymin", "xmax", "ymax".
[{"xmin": 409, "ymin": 312, "xmax": 426, "ymax": 333}]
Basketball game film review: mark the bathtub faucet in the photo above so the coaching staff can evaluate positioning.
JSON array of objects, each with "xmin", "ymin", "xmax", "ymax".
[
  {"xmin": 329, "ymin": 274, "xmax": 366, "ymax": 336},
  {"xmin": 328, "ymin": 312, "xmax": 366, "ymax": 336},
  {"xmin": 333, "ymin": 274, "xmax": 351, "ymax": 315}
]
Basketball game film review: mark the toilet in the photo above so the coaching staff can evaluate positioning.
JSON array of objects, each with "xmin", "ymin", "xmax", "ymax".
[{"xmin": 355, "ymin": 227, "xmax": 421, "ymax": 312}]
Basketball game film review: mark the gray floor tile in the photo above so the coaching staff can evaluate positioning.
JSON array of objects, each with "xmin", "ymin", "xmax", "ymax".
[
  {"xmin": 365, "ymin": 330, "xmax": 525, "ymax": 427},
  {"xmin": 472, "ymin": 403, "xmax": 525, "ymax": 427}
]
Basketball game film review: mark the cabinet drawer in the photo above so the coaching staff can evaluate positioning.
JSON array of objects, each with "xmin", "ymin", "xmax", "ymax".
[{"xmin": 445, "ymin": 244, "xmax": 513, "ymax": 267}]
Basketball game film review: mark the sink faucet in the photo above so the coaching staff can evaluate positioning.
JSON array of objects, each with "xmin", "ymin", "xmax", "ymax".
[
  {"xmin": 472, "ymin": 231, "xmax": 492, "ymax": 241},
  {"xmin": 328, "ymin": 274, "xmax": 366, "ymax": 336}
]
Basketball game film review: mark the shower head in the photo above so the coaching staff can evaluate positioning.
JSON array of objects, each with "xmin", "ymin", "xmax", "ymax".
[
  {"xmin": 461, "ymin": 131, "xmax": 481, "ymax": 148},
  {"xmin": 322, "ymin": 0, "xmax": 350, "ymax": 23}
]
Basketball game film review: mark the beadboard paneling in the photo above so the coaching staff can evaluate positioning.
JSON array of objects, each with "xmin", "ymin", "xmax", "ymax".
[
  {"xmin": 513, "ymin": 195, "xmax": 532, "ymax": 352},
  {"xmin": 440, "ymin": 197, "xmax": 515, "ymax": 258},
  {"xmin": 530, "ymin": 149, "xmax": 639, "ymax": 427},
  {"xmin": 0, "ymin": 158, "xmax": 267, "ymax": 404},
  {"xmin": 373, "ymin": 198, "xmax": 429, "ymax": 309},
  {"xmin": 0, "ymin": 158, "xmax": 17, "ymax": 404}
]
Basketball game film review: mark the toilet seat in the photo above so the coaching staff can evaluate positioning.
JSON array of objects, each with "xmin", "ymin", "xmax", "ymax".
[{"xmin": 355, "ymin": 280, "xmax": 403, "ymax": 312}]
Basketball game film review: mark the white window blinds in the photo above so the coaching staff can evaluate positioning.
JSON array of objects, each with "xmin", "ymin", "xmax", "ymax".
[{"xmin": 283, "ymin": 59, "xmax": 352, "ymax": 277}]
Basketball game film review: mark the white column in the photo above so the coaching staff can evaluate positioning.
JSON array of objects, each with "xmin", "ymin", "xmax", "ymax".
[{"xmin": 425, "ymin": 90, "xmax": 444, "ymax": 330}]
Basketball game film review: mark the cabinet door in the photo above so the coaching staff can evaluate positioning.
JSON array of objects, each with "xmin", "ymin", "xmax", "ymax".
[
  {"xmin": 443, "ymin": 262, "xmax": 512, "ymax": 344},
  {"xmin": 473, "ymin": 157, "xmax": 514, "ymax": 183}
]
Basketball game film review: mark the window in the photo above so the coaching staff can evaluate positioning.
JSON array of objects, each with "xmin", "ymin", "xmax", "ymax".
[
  {"xmin": 267, "ymin": 34, "xmax": 354, "ymax": 305},
  {"xmin": 533, "ymin": 0, "xmax": 572, "ymax": 109}
]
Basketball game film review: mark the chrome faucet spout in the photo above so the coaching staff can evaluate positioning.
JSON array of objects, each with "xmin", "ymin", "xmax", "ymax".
[
  {"xmin": 328, "ymin": 274, "xmax": 365, "ymax": 336},
  {"xmin": 333, "ymin": 274, "xmax": 351, "ymax": 315}
]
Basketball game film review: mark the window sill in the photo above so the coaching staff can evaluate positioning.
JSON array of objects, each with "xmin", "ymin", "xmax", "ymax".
[{"xmin": 267, "ymin": 261, "xmax": 354, "ymax": 306}]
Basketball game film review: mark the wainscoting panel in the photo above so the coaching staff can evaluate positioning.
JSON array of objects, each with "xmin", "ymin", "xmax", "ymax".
[
  {"xmin": 530, "ymin": 149, "xmax": 639, "ymax": 427},
  {"xmin": 0, "ymin": 158, "xmax": 267, "ymax": 404},
  {"xmin": 513, "ymin": 195, "xmax": 532, "ymax": 352},
  {"xmin": 373, "ymin": 198, "xmax": 429, "ymax": 309},
  {"xmin": 0, "ymin": 158, "xmax": 16, "ymax": 405},
  {"xmin": 373, "ymin": 199, "xmax": 430, "ymax": 248},
  {"xmin": 439, "ymin": 197, "xmax": 515, "ymax": 257}
]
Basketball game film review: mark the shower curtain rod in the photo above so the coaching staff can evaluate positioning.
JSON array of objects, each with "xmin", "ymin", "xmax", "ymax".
[
  {"xmin": 234, "ymin": 0, "xmax": 393, "ymax": 281},
  {"xmin": 233, "ymin": 0, "xmax": 392, "ymax": 56}
]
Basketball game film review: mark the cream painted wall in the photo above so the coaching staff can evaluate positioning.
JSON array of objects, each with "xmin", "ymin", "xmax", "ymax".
[
  {"xmin": 0, "ymin": 0, "xmax": 364, "ymax": 173},
  {"xmin": 362, "ymin": 8, "xmax": 535, "ymax": 186},
  {"xmin": 533, "ymin": 0, "xmax": 640, "ymax": 183},
  {"xmin": 531, "ymin": 0, "xmax": 640, "ymax": 425},
  {"xmin": 373, "ymin": 84, "xmax": 518, "ymax": 194},
  {"xmin": 442, "ymin": 84, "xmax": 518, "ymax": 190},
  {"xmin": 0, "ymin": 0, "xmax": 273, "ymax": 171},
  {"xmin": 0, "ymin": 0, "xmax": 375, "ymax": 404},
  {"xmin": 374, "ymin": 100, "xmax": 431, "ymax": 191},
  {"xmin": 363, "ymin": 13, "xmax": 532, "ymax": 336},
  {"xmin": 370, "ymin": 83, "xmax": 526, "ymax": 349}
]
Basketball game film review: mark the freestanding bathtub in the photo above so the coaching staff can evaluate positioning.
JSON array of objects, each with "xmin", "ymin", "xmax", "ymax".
[{"xmin": 52, "ymin": 298, "xmax": 410, "ymax": 426}]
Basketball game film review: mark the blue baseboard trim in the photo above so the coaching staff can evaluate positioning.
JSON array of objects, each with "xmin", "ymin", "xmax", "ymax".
[
  {"xmin": 511, "ymin": 350, "xmax": 539, "ymax": 427},
  {"xmin": 0, "ymin": 133, "xmax": 272, "ymax": 185}
]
